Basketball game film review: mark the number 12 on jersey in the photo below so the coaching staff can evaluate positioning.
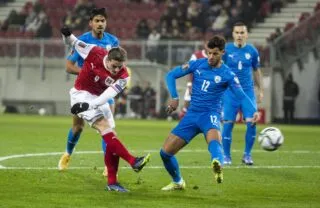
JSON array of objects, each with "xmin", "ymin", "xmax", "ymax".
[{"xmin": 201, "ymin": 80, "xmax": 210, "ymax": 92}]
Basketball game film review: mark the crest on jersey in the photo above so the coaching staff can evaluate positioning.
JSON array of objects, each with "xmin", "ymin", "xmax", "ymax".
[
  {"xmin": 214, "ymin": 76, "xmax": 221, "ymax": 83},
  {"xmin": 182, "ymin": 63, "xmax": 189, "ymax": 70},
  {"xmin": 118, "ymin": 79, "xmax": 127, "ymax": 88},
  {"xmin": 105, "ymin": 76, "xmax": 115, "ymax": 86},
  {"xmin": 94, "ymin": 75, "xmax": 100, "ymax": 82},
  {"xmin": 234, "ymin": 77, "xmax": 240, "ymax": 84},
  {"xmin": 106, "ymin": 44, "xmax": 112, "ymax": 51},
  {"xmin": 245, "ymin": 53, "xmax": 251, "ymax": 60}
]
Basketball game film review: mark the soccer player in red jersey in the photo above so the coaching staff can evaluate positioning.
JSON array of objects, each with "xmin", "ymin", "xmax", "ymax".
[{"xmin": 60, "ymin": 26, "xmax": 150, "ymax": 192}]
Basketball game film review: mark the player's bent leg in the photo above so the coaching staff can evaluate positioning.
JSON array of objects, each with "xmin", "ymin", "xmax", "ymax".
[
  {"xmin": 160, "ymin": 134, "xmax": 187, "ymax": 191},
  {"xmin": 94, "ymin": 117, "xmax": 151, "ymax": 173},
  {"xmin": 222, "ymin": 121, "xmax": 234, "ymax": 165},
  {"xmin": 101, "ymin": 115, "xmax": 115, "ymax": 177},
  {"xmin": 58, "ymin": 116, "xmax": 85, "ymax": 170},
  {"xmin": 206, "ymin": 129, "xmax": 224, "ymax": 183}
]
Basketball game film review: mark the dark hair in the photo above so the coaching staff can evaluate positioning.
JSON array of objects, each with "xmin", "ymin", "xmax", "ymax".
[
  {"xmin": 233, "ymin": 22, "xmax": 247, "ymax": 29},
  {"xmin": 90, "ymin": 8, "xmax": 107, "ymax": 20},
  {"xmin": 108, "ymin": 47, "xmax": 127, "ymax": 62},
  {"xmin": 207, "ymin": 35, "xmax": 226, "ymax": 51}
]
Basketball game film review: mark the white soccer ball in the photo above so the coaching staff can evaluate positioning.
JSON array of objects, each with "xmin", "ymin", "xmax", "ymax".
[
  {"xmin": 258, "ymin": 127, "xmax": 284, "ymax": 151},
  {"xmin": 38, "ymin": 108, "xmax": 46, "ymax": 116}
]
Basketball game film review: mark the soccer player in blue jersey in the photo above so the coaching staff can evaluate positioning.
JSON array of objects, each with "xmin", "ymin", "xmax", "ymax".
[
  {"xmin": 160, "ymin": 35, "xmax": 260, "ymax": 190},
  {"xmin": 58, "ymin": 8, "xmax": 120, "ymax": 172},
  {"xmin": 222, "ymin": 22, "xmax": 264, "ymax": 166}
]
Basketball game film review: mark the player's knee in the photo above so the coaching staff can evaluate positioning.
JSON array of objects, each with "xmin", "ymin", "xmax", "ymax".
[
  {"xmin": 160, "ymin": 149, "xmax": 173, "ymax": 161},
  {"xmin": 73, "ymin": 124, "xmax": 84, "ymax": 134},
  {"xmin": 246, "ymin": 122, "xmax": 256, "ymax": 134},
  {"xmin": 223, "ymin": 122, "xmax": 234, "ymax": 133}
]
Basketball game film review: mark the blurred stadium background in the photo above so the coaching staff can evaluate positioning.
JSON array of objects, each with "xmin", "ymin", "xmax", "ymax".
[{"xmin": 0, "ymin": 0, "xmax": 319, "ymax": 124}]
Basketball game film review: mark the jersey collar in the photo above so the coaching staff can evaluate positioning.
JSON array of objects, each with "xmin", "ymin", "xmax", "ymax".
[{"xmin": 233, "ymin": 42, "xmax": 246, "ymax": 48}]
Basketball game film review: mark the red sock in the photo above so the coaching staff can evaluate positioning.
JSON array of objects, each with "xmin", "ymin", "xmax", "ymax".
[
  {"xmin": 105, "ymin": 151, "xmax": 119, "ymax": 185},
  {"xmin": 103, "ymin": 132, "xmax": 136, "ymax": 166}
]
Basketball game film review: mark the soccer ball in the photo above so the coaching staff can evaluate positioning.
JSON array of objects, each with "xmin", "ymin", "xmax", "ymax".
[
  {"xmin": 258, "ymin": 127, "xmax": 284, "ymax": 151},
  {"xmin": 38, "ymin": 108, "xmax": 46, "ymax": 116}
]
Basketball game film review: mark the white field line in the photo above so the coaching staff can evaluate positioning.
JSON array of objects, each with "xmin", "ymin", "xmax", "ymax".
[
  {"xmin": 1, "ymin": 165, "xmax": 320, "ymax": 170},
  {"xmin": 0, "ymin": 149, "xmax": 319, "ymax": 162},
  {"xmin": 0, "ymin": 149, "xmax": 319, "ymax": 170}
]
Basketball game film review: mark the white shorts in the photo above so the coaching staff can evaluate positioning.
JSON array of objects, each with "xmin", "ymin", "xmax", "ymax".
[
  {"xmin": 70, "ymin": 88, "xmax": 115, "ymax": 128},
  {"xmin": 184, "ymin": 87, "xmax": 191, "ymax": 101}
]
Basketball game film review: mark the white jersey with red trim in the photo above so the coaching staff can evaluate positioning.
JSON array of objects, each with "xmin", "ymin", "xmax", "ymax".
[{"xmin": 189, "ymin": 49, "xmax": 207, "ymax": 61}]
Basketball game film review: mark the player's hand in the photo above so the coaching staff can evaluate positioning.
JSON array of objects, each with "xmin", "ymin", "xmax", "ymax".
[
  {"xmin": 257, "ymin": 91, "xmax": 264, "ymax": 103},
  {"xmin": 61, "ymin": 26, "xmax": 72, "ymax": 37},
  {"xmin": 71, "ymin": 102, "xmax": 89, "ymax": 114},
  {"xmin": 251, "ymin": 112, "xmax": 260, "ymax": 124},
  {"xmin": 166, "ymin": 99, "xmax": 179, "ymax": 115}
]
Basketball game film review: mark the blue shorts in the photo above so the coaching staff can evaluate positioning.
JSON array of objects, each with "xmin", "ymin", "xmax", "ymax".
[
  {"xmin": 223, "ymin": 88, "xmax": 256, "ymax": 121},
  {"xmin": 172, "ymin": 110, "xmax": 221, "ymax": 143}
]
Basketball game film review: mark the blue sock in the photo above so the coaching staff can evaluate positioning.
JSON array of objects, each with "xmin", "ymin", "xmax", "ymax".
[
  {"xmin": 244, "ymin": 122, "xmax": 256, "ymax": 156},
  {"xmin": 222, "ymin": 122, "xmax": 234, "ymax": 157},
  {"xmin": 101, "ymin": 139, "xmax": 107, "ymax": 155},
  {"xmin": 66, "ymin": 128, "xmax": 81, "ymax": 155},
  {"xmin": 160, "ymin": 149, "xmax": 181, "ymax": 183},
  {"xmin": 208, "ymin": 140, "xmax": 224, "ymax": 165}
]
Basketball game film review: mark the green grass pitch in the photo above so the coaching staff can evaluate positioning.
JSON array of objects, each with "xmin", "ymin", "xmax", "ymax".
[{"xmin": 0, "ymin": 114, "xmax": 320, "ymax": 208}]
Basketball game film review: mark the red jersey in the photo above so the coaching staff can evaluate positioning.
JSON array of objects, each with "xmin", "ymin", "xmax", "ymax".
[
  {"xmin": 189, "ymin": 49, "xmax": 207, "ymax": 61},
  {"xmin": 74, "ymin": 46, "xmax": 129, "ymax": 96}
]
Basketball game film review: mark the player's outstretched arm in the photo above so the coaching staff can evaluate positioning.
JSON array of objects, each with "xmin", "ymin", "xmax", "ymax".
[
  {"xmin": 60, "ymin": 26, "xmax": 95, "ymax": 60},
  {"xmin": 70, "ymin": 77, "xmax": 130, "ymax": 115}
]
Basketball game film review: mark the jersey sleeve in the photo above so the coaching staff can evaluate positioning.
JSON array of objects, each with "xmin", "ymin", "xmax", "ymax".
[
  {"xmin": 251, "ymin": 46, "xmax": 261, "ymax": 70},
  {"xmin": 67, "ymin": 49, "xmax": 80, "ymax": 63},
  {"xmin": 227, "ymin": 71, "xmax": 257, "ymax": 115},
  {"xmin": 112, "ymin": 68, "xmax": 130, "ymax": 93},
  {"xmin": 113, "ymin": 38, "xmax": 120, "ymax": 47},
  {"xmin": 166, "ymin": 60, "xmax": 197, "ymax": 99},
  {"xmin": 90, "ymin": 76, "xmax": 130, "ymax": 108},
  {"xmin": 67, "ymin": 35, "xmax": 86, "ymax": 62},
  {"xmin": 73, "ymin": 39, "xmax": 96, "ymax": 60}
]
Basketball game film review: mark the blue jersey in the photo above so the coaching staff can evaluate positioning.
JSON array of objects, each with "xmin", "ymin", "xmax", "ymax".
[
  {"xmin": 166, "ymin": 58, "xmax": 257, "ymax": 115},
  {"xmin": 67, "ymin": 31, "xmax": 119, "ymax": 67},
  {"xmin": 222, "ymin": 43, "xmax": 260, "ymax": 91}
]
